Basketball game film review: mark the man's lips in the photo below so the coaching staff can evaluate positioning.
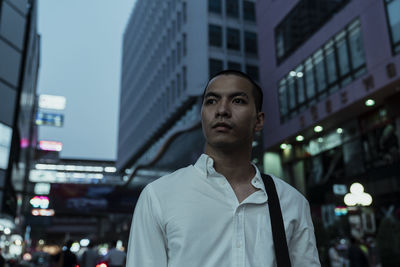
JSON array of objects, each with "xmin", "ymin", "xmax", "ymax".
[{"xmin": 212, "ymin": 122, "xmax": 233, "ymax": 130}]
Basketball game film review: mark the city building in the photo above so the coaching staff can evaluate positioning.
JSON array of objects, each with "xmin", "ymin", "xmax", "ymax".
[
  {"xmin": 257, "ymin": 0, "xmax": 400, "ymax": 247},
  {"xmin": 118, "ymin": 0, "xmax": 262, "ymax": 189},
  {"xmin": 0, "ymin": 0, "xmax": 40, "ymax": 255}
]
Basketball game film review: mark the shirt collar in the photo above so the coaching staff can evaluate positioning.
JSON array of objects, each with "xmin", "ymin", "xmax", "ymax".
[{"xmin": 194, "ymin": 153, "xmax": 265, "ymax": 191}]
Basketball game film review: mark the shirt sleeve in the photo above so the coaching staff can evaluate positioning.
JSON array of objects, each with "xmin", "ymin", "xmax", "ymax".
[
  {"xmin": 288, "ymin": 198, "xmax": 321, "ymax": 266},
  {"xmin": 126, "ymin": 184, "xmax": 168, "ymax": 267}
]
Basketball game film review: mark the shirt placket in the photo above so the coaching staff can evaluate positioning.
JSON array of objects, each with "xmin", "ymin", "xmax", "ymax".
[{"xmin": 233, "ymin": 205, "xmax": 246, "ymax": 267}]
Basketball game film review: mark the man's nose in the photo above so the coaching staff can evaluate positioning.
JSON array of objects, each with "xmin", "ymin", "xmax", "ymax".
[{"xmin": 215, "ymin": 99, "xmax": 231, "ymax": 117}]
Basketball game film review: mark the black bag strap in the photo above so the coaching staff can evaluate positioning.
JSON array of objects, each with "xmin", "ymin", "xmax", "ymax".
[{"xmin": 261, "ymin": 173, "xmax": 292, "ymax": 267}]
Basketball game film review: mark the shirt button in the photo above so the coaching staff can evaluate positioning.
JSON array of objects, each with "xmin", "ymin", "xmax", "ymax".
[{"xmin": 236, "ymin": 242, "xmax": 242, "ymax": 248}]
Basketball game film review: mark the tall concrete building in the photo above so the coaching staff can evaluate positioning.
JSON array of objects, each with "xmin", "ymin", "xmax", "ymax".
[
  {"xmin": 257, "ymin": 0, "xmax": 400, "ymax": 248},
  {"xmin": 118, "ymin": 0, "xmax": 261, "ymax": 188},
  {"xmin": 0, "ymin": 0, "xmax": 40, "ymax": 236}
]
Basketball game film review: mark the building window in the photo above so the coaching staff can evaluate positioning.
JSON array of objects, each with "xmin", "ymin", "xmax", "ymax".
[
  {"xmin": 209, "ymin": 58, "xmax": 223, "ymax": 78},
  {"xmin": 177, "ymin": 73, "xmax": 181, "ymax": 97},
  {"xmin": 227, "ymin": 28, "xmax": 240, "ymax": 50},
  {"xmin": 177, "ymin": 11, "xmax": 182, "ymax": 32},
  {"xmin": 278, "ymin": 19, "xmax": 366, "ymax": 123},
  {"xmin": 209, "ymin": 24, "xmax": 223, "ymax": 47},
  {"xmin": 246, "ymin": 64, "xmax": 259, "ymax": 81},
  {"xmin": 385, "ymin": 0, "xmax": 400, "ymax": 54},
  {"xmin": 177, "ymin": 42, "xmax": 181, "ymax": 63},
  {"xmin": 226, "ymin": 0, "xmax": 239, "ymax": 18},
  {"xmin": 183, "ymin": 2, "xmax": 187, "ymax": 23},
  {"xmin": 209, "ymin": 0, "xmax": 222, "ymax": 13},
  {"xmin": 244, "ymin": 31, "xmax": 258, "ymax": 55},
  {"xmin": 243, "ymin": 1, "xmax": 256, "ymax": 21},
  {"xmin": 182, "ymin": 66, "xmax": 187, "ymax": 91},
  {"xmin": 183, "ymin": 33, "xmax": 187, "ymax": 56},
  {"xmin": 348, "ymin": 20, "xmax": 366, "ymax": 74},
  {"xmin": 228, "ymin": 61, "xmax": 241, "ymax": 71},
  {"xmin": 275, "ymin": 0, "xmax": 351, "ymax": 64}
]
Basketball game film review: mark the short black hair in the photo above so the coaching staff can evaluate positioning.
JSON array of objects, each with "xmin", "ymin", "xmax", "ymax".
[{"xmin": 202, "ymin": 70, "xmax": 263, "ymax": 112}]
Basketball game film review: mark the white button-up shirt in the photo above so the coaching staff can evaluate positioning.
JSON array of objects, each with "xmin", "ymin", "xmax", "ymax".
[{"xmin": 126, "ymin": 154, "xmax": 320, "ymax": 267}]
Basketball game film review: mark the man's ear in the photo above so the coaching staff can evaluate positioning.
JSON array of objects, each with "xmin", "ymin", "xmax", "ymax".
[{"xmin": 254, "ymin": 112, "xmax": 264, "ymax": 132}]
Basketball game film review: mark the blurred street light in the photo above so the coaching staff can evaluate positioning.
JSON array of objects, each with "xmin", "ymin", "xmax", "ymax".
[
  {"xmin": 314, "ymin": 125, "xmax": 323, "ymax": 133},
  {"xmin": 344, "ymin": 182, "xmax": 372, "ymax": 206},
  {"xmin": 365, "ymin": 99, "xmax": 375, "ymax": 107}
]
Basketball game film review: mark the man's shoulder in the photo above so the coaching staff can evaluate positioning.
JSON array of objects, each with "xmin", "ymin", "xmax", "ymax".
[
  {"xmin": 147, "ymin": 164, "xmax": 197, "ymax": 191},
  {"xmin": 266, "ymin": 173, "xmax": 308, "ymax": 203}
]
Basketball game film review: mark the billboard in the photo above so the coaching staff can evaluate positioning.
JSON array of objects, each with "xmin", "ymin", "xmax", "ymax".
[
  {"xmin": 36, "ymin": 112, "xmax": 64, "ymax": 127},
  {"xmin": 38, "ymin": 94, "xmax": 66, "ymax": 110},
  {"xmin": 0, "ymin": 123, "xmax": 12, "ymax": 170},
  {"xmin": 39, "ymin": 141, "xmax": 62, "ymax": 152},
  {"xmin": 50, "ymin": 184, "xmax": 138, "ymax": 214}
]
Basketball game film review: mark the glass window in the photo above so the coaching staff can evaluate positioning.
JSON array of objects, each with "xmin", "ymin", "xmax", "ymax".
[
  {"xmin": 209, "ymin": 24, "xmax": 222, "ymax": 47},
  {"xmin": 183, "ymin": 2, "xmax": 187, "ymax": 22},
  {"xmin": 335, "ymin": 31, "xmax": 350, "ymax": 78},
  {"xmin": 324, "ymin": 40, "xmax": 338, "ymax": 85},
  {"xmin": 227, "ymin": 28, "xmax": 240, "ymax": 50},
  {"xmin": 177, "ymin": 12, "xmax": 182, "ymax": 32},
  {"xmin": 209, "ymin": 0, "xmax": 222, "ymax": 13},
  {"xmin": 278, "ymin": 79, "xmax": 288, "ymax": 117},
  {"xmin": 287, "ymin": 75, "xmax": 296, "ymax": 110},
  {"xmin": 305, "ymin": 58, "xmax": 316, "ymax": 100},
  {"xmin": 348, "ymin": 20, "xmax": 366, "ymax": 70},
  {"xmin": 276, "ymin": 31, "xmax": 285, "ymax": 59},
  {"xmin": 295, "ymin": 65, "xmax": 306, "ymax": 105},
  {"xmin": 226, "ymin": 0, "xmax": 239, "ymax": 18},
  {"xmin": 177, "ymin": 42, "xmax": 181, "ymax": 63},
  {"xmin": 385, "ymin": 0, "xmax": 400, "ymax": 53},
  {"xmin": 228, "ymin": 61, "xmax": 241, "ymax": 71},
  {"xmin": 209, "ymin": 58, "xmax": 223, "ymax": 78},
  {"xmin": 177, "ymin": 73, "xmax": 181, "ymax": 97},
  {"xmin": 172, "ymin": 49, "xmax": 176, "ymax": 69},
  {"xmin": 274, "ymin": 0, "xmax": 351, "ymax": 64},
  {"xmin": 183, "ymin": 33, "xmax": 187, "ymax": 56},
  {"xmin": 313, "ymin": 49, "xmax": 327, "ymax": 93},
  {"xmin": 243, "ymin": 1, "xmax": 256, "ymax": 21},
  {"xmin": 278, "ymin": 19, "xmax": 368, "ymax": 121},
  {"xmin": 246, "ymin": 64, "xmax": 259, "ymax": 81},
  {"xmin": 182, "ymin": 66, "xmax": 187, "ymax": 91},
  {"xmin": 245, "ymin": 31, "xmax": 258, "ymax": 55}
]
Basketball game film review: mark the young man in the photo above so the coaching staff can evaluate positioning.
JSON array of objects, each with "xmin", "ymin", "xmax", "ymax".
[{"xmin": 126, "ymin": 70, "xmax": 320, "ymax": 266}]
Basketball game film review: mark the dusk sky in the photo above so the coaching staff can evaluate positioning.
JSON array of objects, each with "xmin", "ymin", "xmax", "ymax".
[{"xmin": 37, "ymin": 0, "xmax": 136, "ymax": 161}]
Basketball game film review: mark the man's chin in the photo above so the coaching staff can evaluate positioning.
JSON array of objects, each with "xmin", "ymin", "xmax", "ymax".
[{"xmin": 206, "ymin": 139, "xmax": 238, "ymax": 150}]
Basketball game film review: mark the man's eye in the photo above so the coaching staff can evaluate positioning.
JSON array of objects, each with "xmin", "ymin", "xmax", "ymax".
[
  {"xmin": 233, "ymin": 98, "xmax": 246, "ymax": 104},
  {"xmin": 205, "ymin": 99, "xmax": 217, "ymax": 105}
]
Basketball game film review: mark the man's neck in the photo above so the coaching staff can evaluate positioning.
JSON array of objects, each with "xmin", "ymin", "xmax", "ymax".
[{"xmin": 205, "ymin": 146, "xmax": 255, "ymax": 185}]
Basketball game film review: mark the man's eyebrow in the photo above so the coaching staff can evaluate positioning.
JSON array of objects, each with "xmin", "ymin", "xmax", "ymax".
[
  {"xmin": 230, "ymin": 92, "xmax": 249, "ymax": 99},
  {"xmin": 204, "ymin": 92, "xmax": 220, "ymax": 98}
]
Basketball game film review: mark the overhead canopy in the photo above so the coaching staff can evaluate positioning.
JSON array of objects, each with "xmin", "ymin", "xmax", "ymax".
[{"xmin": 125, "ymin": 124, "xmax": 205, "ymax": 189}]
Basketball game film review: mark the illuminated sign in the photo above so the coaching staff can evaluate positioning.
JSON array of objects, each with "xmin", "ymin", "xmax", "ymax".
[
  {"xmin": 30, "ymin": 196, "xmax": 49, "ymax": 209},
  {"xmin": 20, "ymin": 138, "xmax": 29, "ymax": 148},
  {"xmin": 38, "ymin": 94, "xmax": 66, "ymax": 110},
  {"xmin": 30, "ymin": 169, "xmax": 104, "ymax": 183},
  {"xmin": 334, "ymin": 206, "xmax": 348, "ymax": 216},
  {"xmin": 34, "ymin": 183, "xmax": 51, "ymax": 195},
  {"xmin": 333, "ymin": 184, "xmax": 347, "ymax": 195},
  {"xmin": 36, "ymin": 112, "xmax": 64, "ymax": 127},
  {"xmin": 39, "ymin": 141, "xmax": 62, "ymax": 152},
  {"xmin": 31, "ymin": 209, "xmax": 55, "ymax": 216},
  {"xmin": 0, "ymin": 123, "xmax": 12, "ymax": 169}
]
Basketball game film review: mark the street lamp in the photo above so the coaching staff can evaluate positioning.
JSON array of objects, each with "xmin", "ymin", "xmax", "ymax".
[{"xmin": 344, "ymin": 182, "xmax": 372, "ymax": 206}]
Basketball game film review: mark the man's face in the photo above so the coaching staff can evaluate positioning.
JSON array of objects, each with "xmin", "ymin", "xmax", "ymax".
[{"xmin": 201, "ymin": 74, "xmax": 264, "ymax": 151}]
